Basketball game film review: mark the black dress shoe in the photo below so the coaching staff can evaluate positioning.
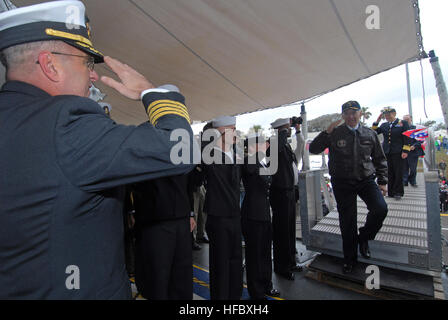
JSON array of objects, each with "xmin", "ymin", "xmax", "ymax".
[
  {"xmin": 342, "ymin": 263, "xmax": 354, "ymax": 274},
  {"xmin": 197, "ymin": 236, "xmax": 209, "ymax": 244},
  {"xmin": 394, "ymin": 195, "xmax": 402, "ymax": 200},
  {"xmin": 403, "ymin": 183, "xmax": 409, "ymax": 187},
  {"xmin": 359, "ymin": 240, "xmax": 371, "ymax": 259},
  {"xmin": 265, "ymin": 289, "xmax": 281, "ymax": 297},
  {"xmin": 192, "ymin": 242, "xmax": 202, "ymax": 251},
  {"xmin": 276, "ymin": 271, "xmax": 295, "ymax": 281},
  {"xmin": 290, "ymin": 265, "xmax": 303, "ymax": 272},
  {"xmin": 411, "ymin": 184, "xmax": 418, "ymax": 188}
]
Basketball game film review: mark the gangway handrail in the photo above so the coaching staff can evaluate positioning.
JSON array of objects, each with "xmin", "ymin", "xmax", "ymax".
[
  {"xmin": 423, "ymin": 129, "xmax": 443, "ymax": 272},
  {"xmin": 423, "ymin": 129, "xmax": 437, "ymax": 172}
]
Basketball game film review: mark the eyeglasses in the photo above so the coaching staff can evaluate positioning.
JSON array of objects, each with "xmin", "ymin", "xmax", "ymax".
[{"xmin": 35, "ymin": 52, "xmax": 95, "ymax": 71}]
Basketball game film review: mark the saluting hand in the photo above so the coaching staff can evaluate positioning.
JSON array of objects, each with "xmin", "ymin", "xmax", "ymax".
[
  {"xmin": 376, "ymin": 113, "xmax": 383, "ymax": 123},
  {"xmin": 326, "ymin": 119, "xmax": 343, "ymax": 134},
  {"xmin": 101, "ymin": 56, "xmax": 155, "ymax": 100}
]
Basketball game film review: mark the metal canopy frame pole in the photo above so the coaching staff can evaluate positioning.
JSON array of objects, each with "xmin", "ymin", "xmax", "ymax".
[
  {"xmin": 406, "ymin": 63, "xmax": 413, "ymax": 119},
  {"xmin": 301, "ymin": 104, "xmax": 310, "ymax": 171}
]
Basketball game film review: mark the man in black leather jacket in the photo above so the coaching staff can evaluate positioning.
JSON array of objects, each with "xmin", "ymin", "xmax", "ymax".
[{"xmin": 310, "ymin": 101, "xmax": 388, "ymax": 274}]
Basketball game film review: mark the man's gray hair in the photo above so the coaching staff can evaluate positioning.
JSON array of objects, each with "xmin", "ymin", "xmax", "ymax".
[{"xmin": 0, "ymin": 40, "xmax": 65, "ymax": 72}]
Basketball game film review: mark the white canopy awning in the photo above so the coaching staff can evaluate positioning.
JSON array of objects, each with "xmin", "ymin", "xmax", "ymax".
[{"xmin": 13, "ymin": 0, "xmax": 424, "ymax": 125}]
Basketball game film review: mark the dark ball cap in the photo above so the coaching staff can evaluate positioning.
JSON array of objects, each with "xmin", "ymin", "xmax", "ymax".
[{"xmin": 342, "ymin": 101, "xmax": 361, "ymax": 112}]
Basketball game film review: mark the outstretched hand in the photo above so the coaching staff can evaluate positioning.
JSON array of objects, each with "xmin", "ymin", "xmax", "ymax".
[{"xmin": 100, "ymin": 56, "xmax": 155, "ymax": 100}]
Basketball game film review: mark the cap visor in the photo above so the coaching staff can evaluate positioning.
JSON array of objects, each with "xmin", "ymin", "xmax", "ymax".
[{"xmin": 69, "ymin": 41, "xmax": 104, "ymax": 63}]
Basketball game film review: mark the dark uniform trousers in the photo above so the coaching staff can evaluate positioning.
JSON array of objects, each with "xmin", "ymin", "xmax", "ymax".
[
  {"xmin": 241, "ymin": 219, "xmax": 272, "ymax": 299},
  {"xmin": 332, "ymin": 175, "xmax": 388, "ymax": 264},
  {"xmin": 387, "ymin": 153, "xmax": 405, "ymax": 197},
  {"xmin": 132, "ymin": 174, "xmax": 195, "ymax": 300},
  {"xmin": 241, "ymin": 157, "xmax": 273, "ymax": 299},
  {"xmin": 403, "ymin": 126, "xmax": 424, "ymax": 186},
  {"xmin": 269, "ymin": 188, "xmax": 296, "ymax": 274},
  {"xmin": 135, "ymin": 218, "xmax": 192, "ymax": 300},
  {"xmin": 206, "ymin": 216, "xmax": 243, "ymax": 300},
  {"xmin": 403, "ymin": 153, "xmax": 419, "ymax": 186}
]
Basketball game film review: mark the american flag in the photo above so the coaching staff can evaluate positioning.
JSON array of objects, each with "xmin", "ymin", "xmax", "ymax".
[{"xmin": 403, "ymin": 127, "xmax": 429, "ymax": 142}]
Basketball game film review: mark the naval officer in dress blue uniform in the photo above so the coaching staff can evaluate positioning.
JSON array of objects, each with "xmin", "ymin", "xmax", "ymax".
[
  {"xmin": 242, "ymin": 133, "xmax": 280, "ymax": 300},
  {"xmin": 202, "ymin": 115, "xmax": 243, "ymax": 300},
  {"xmin": 372, "ymin": 107, "xmax": 411, "ymax": 200},
  {"xmin": 0, "ymin": 1, "xmax": 196, "ymax": 299}
]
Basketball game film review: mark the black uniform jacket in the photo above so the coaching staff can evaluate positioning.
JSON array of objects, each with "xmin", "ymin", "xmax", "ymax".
[
  {"xmin": 241, "ymin": 155, "xmax": 272, "ymax": 222},
  {"xmin": 203, "ymin": 148, "xmax": 241, "ymax": 217},
  {"xmin": 0, "ymin": 81, "xmax": 195, "ymax": 299},
  {"xmin": 270, "ymin": 129, "xmax": 297, "ymax": 190},
  {"xmin": 372, "ymin": 119, "xmax": 411, "ymax": 155},
  {"xmin": 310, "ymin": 124, "xmax": 388, "ymax": 185},
  {"xmin": 131, "ymin": 173, "xmax": 195, "ymax": 225}
]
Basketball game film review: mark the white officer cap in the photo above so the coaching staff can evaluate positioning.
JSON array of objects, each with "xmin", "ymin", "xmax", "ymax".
[
  {"xmin": 0, "ymin": 1, "xmax": 103, "ymax": 63},
  {"xmin": 212, "ymin": 115, "xmax": 236, "ymax": 128},
  {"xmin": 271, "ymin": 118, "xmax": 290, "ymax": 129}
]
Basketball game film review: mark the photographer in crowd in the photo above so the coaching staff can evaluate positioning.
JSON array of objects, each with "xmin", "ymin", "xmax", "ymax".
[
  {"xmin": 269, "ymin": 118, "xmax": 302, "ymax": 281},
  {"xmin": 292, "ymin": 116, "xmax": 306, "ymax": 171}
]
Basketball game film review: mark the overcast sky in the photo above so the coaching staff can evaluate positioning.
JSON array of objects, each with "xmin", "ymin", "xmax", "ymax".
[{"xmin": 193, "ymin": 0, "xmax": 448, "ymax": 135}]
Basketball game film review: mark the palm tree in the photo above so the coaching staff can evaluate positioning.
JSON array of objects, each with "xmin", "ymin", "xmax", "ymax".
[
  {"xmin": 249, "ymin": 125, "xmax": 263, "ymax": 134},
  {"xmin": 361, "ymin": 107, "xmax": 372, "ymax": 125}
]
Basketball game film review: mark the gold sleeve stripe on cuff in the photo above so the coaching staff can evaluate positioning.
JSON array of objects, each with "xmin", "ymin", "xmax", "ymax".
[
  {"xmin": 372, "ymin": 125, "xmax": 378, "ymax": 130},
  {"xmin": 147, "ymin": 100, "xmax": 187, "ymax": 114},
  {"xmin": 152, "ymin": 110, "xmax": 191, "ymax": 125},
  {"xmin": 150, "ymin": 106, "xmax": 190, "ymax": 123},
  {"xmin": 403, "ymin": 145, "xmax": 411, "ymax": 151},
  {"xmin": 149, "ymin": 103, "xmax": 189, "ymax": 119}
]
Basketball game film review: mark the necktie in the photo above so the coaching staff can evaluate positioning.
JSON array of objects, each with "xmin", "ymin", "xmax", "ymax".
[{"xmin": 353, "ymin": 129, "xmax": 359, "ymax": 179}]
